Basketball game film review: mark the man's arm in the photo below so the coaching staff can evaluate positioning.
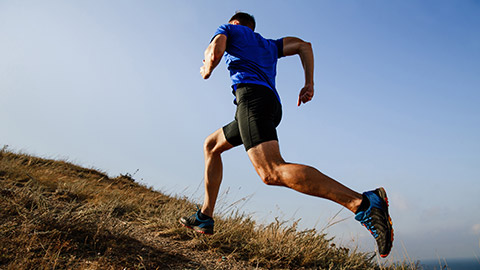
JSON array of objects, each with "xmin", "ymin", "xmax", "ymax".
[
  {"xmin": 282, "ymin": 37, "xmax": 314, "ymax": 106},
  {"xmin": 200, "ymin": 34, "xmax": 227, "ymax": 80}
]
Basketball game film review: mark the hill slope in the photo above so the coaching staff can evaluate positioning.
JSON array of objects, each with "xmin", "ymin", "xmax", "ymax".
[{"xmin": 0, "ymin": 147, "xmax": 415, "ymax": 269}]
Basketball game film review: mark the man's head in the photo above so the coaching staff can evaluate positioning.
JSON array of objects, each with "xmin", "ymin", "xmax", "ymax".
[{"xmin": 229, "ymin": 12, "xmax": 255, "ymax": 31}]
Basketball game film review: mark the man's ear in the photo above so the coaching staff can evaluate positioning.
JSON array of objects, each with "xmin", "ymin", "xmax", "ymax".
[{"xmin": 229, "ymin": 20, "xmax": 240, "ymax": 25}]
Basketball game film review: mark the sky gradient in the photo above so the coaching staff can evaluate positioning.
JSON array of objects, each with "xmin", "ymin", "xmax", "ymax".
[{"xmin": 1, "ymin": 0, "xmax": 479, "ymax": 263}]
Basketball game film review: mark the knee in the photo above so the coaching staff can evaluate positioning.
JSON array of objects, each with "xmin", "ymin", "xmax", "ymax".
[
  {"xmin": 204, "ymin": 135, "xmax": 221, "ymax": 156},
  {"xmin": 257, "ymin": 169, "xmax": 283, "ymax": 186}
]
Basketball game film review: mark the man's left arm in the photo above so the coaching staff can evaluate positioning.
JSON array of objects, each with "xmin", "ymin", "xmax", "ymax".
[
  {"xmin": 282, "ymin": 37, "xmax": 314, "ymax": 106},
  {"xmin": 200, "ymin": 34, "xmax": 227, "ymax": 79}
]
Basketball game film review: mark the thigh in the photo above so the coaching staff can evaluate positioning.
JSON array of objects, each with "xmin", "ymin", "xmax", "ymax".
[
  {"xmin": 246, "ymin": 140, "xmax": 286, "ymax": 177},
  {"xmin": 222, "ymin": 120, "xmax": 243, "ymax": 147}
]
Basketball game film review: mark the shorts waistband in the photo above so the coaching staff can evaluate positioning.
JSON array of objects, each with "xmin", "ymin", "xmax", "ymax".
[{"xmin": 232, "ymin": 83, "xmax": 281, "ymax": 104}]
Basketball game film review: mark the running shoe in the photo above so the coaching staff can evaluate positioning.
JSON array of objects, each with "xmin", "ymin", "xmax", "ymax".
[
  {"xmin": 355, "ymin": 187, "xmax": 394, "ymax": 258},
  {"xmin": 179, "ymin": 209, "xmax": 214, "ymax": 235}
]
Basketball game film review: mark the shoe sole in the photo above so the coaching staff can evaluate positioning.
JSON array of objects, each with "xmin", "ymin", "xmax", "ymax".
[
  {"xmin": 376, "ymin": 187, "xmax": 394, "ymax": 258},
  {"xmin": 179, "ymin": 220, "xmax": 213, "ymax": 235}
]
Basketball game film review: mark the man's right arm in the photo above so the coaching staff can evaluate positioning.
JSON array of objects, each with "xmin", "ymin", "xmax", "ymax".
[
  {"xmin": 200, "ymin": 34, "xmax": 227, "ymax": 80},
  {"xmin": 282, "ymin": 37, "xmax": 315, "ymax": 106}
]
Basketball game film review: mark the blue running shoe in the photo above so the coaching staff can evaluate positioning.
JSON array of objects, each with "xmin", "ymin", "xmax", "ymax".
[
  {"xmin": 355, "ymin": 187, "xmax": 394, "ymax": 258},
  {"xmin": 179, "ymin": 209, "xmax": 214, "ymax": 235}
]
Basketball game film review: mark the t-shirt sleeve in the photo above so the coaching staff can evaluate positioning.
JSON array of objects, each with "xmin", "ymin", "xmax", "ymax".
[
  {"xmin": 211, "ymin": 24, "xmax": 229, "ymax": 42},
  {"xmin": 275, "ymin": 38, "xmax": 284, "ymax": 58}
]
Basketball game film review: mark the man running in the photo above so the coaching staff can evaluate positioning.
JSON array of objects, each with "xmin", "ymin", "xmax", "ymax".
[{"xmin": 180, "ymin": 12, "xmax": 393, "ymax": 257}]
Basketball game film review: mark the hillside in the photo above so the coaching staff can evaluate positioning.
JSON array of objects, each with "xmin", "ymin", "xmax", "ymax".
[{"xmin": 0, "ymin": 147, "xmax": 417, "ymax": 269}]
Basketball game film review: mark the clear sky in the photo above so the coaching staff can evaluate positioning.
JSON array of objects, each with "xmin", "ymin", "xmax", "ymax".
[{"xmin": 1, "ymin": 0, "xmax": 479, "ymax": 263}]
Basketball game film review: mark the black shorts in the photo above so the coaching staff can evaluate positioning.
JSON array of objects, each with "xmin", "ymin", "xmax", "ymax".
[{"xmin": 223, "ymin": 84, "xmax": 282, "ymax": 151}]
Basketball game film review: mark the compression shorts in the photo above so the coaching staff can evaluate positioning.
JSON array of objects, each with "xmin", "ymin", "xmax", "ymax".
[{"xmin": 223, "ymin": 84, "xmax": 282, "ymax": 151}]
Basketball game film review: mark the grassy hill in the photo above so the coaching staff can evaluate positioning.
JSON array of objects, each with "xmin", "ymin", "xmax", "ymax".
[{"xmin": 0, "ymin": 147, "xmax": 418, "ymax": 269}]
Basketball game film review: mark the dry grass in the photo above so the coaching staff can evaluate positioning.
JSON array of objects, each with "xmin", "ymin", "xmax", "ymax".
[{"xmin": 0, "ymin": 146, "xmax": 418, "ymax": 269}]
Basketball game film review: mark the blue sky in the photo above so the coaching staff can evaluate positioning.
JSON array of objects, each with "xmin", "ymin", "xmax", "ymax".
[{"xmin": 1, "ymin": 0, "xmax": 479, "ymax": 263}]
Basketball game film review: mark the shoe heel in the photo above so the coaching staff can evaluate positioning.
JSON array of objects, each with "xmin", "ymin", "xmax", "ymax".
[{"xmin": 377, "ymin": 187, "xmax": 389, "ymax": 206}]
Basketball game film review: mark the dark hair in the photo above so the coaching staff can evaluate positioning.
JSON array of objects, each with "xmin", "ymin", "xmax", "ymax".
[{"xmin": 229, "ymin": 12, "xmax": 255, "ymax": 31}]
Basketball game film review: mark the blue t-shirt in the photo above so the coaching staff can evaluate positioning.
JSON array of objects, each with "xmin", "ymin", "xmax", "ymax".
[{"xmin": 212, "ymin": 24, "xmax": 284, "ymax": 102}]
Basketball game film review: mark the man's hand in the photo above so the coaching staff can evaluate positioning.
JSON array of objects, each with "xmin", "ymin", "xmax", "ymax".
[
  {"xmin": 297, "ymin": 83, "xmax": 314, "ymax": 106},
  {"xmin": 200, "ymin": 60, "xmax": 212, "ymax": 79}
]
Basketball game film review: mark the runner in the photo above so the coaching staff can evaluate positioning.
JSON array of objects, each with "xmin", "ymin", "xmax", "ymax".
[{"xmin": 180, "ymin": 12, "xmax": 393, "ymax": 257}]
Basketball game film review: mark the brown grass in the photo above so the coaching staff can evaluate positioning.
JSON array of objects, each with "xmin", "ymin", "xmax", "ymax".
[{"xmin": 0, "ymin": 146, "xmax": 418, "ymax": 269}]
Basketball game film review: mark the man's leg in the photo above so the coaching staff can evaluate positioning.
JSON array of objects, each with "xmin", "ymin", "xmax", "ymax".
[
  {"xmin": 246, "ymin": 140, "xmax": 363, "ymax": 213},
  {"xmin": 247, "ymin": 140, "xmax": 394, "ymax": 257},
  {"xmin": 179, "ymin": 128, "xmax": 234, "ymax": 235},
  {"xmin": 201, "ymin": 128, "xmax": 234, "ymax": 217}
]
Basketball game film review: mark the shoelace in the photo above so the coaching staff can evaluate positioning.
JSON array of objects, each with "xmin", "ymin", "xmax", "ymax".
[{"xmin": 360, "ymin": 216, "xmax": 379, "ymax": 238}]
